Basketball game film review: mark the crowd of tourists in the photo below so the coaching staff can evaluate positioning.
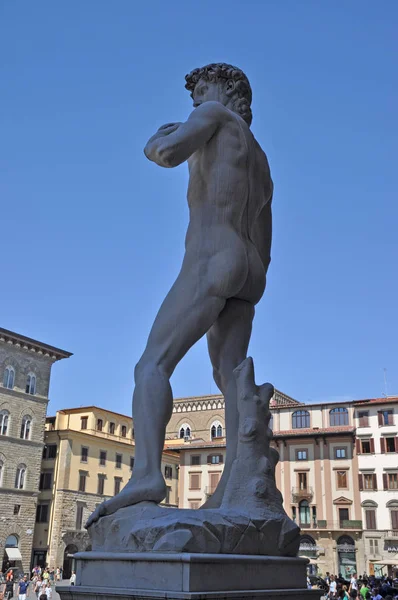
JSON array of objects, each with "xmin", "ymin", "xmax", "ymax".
[
  {"xmin": 0, "ymin": 566, "xmax": 66, "ymax": 600},
  {"xmin": 310, "ymin": 572, "xmax": 398, "ymax": 600}
]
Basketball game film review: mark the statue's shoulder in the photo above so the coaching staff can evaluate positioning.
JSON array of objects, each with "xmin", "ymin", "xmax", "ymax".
[{"xmin": 192, "ymin": 101, "xmax": 232, "ymax": 123}]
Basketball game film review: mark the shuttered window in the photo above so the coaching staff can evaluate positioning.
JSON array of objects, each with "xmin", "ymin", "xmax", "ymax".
[
  {"xmin": 209, "ymin": 472, "xmax": 220, "ymax": 494},
  {"xmin": 378, "ymin": 410, "xmax": 394, "ymax": 426},
  {"xmin": 358, "ymin": 411, "xmax": 369, "ymax": 427},
  {"xmin": 365, "ymin": 510, "xmax": 377, "ymax": 530},
  {"xmin": 189, "ymin": 473, "xmax": 201, "ymax": 490},
  {"xmin": 337, "ymin": 471, "xmax": 348, "ymax": 489},
  {"xmin": 388, "ymin": 473, "xmax": 398, "ymax": 489}
]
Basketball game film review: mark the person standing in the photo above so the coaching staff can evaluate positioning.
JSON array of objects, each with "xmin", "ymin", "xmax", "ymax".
[
  {"xmin": 69, "ymin": 573, "xmax": 76, "ymax": 586},
  {"xmin": 360, "ymin": 581, "xmax": 370, "ymax": 599},
  {"xmin": 342, "ymin": 586, "xmax": 350, "ymax": 599},
  {"xmin": 372, "ymin": 587, "xmax": 382, "ymax": 600},
  {"xmin": 3, "ymin": 577, "xmax": 14, "ymax": 600},
  {"xmin": 350, "ymin": 574, "xmax": 359, "ymax": 598},
  {"xmin": 329, "ymin": 575, "xmax": 337, "ymax": 599},
  {"xmin": 17, "ymin": 576, "xmax": 29, "ymax": 600},
  {"xmin": 34, "ymin": 578, "xmax": 43, "ymax": 599}
]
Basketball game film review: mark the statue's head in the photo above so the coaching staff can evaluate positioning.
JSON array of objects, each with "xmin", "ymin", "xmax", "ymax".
[{"xmin": 185, "ymin": 63, "xmax": 253, "ymax": 126}]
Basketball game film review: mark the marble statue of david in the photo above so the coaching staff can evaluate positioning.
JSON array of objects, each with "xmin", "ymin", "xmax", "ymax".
[{"xmin": 87, "ymin": 63, "xmax": 273, "ymax": 526}]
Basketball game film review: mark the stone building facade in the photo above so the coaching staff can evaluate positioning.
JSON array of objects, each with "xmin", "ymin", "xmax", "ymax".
[
  {"xmin": 34, "ymin": 406, "xmax": 179, "ymax": 575},
  {"xmin": 165, "ymin": 392, "xmax": 371, "ymax": 577},
  {"xmin": 354, "ymin": 396, "xmax": 398, "ymax": 575},
  {"xmin": 0, "ymin": 327, "xmax": 71, "ymax": 574}
]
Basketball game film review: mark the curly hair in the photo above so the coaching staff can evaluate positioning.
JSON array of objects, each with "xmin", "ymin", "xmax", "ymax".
[{"xmin": 185, "ymin": 63, "xmax": 253, "ymax": 126}]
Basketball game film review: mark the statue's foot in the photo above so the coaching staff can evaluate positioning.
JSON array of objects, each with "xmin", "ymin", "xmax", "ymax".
[{"xmin": 85, "ymin": 472, "xmax": 166, "ymax": 528}]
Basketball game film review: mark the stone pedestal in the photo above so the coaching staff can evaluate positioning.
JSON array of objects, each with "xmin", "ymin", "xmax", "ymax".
[{"xmin": 57, "ymin": 552, "xmax": 323, "ymax": 600}]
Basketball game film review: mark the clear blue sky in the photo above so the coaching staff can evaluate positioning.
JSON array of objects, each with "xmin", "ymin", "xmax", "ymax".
[{"xmin": 1, "ymin": 1, "xmax": 397, "ymax": 416}]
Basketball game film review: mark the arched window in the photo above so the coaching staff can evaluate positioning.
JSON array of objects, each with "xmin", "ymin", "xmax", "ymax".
[
  {"xmin": 299, "ymin": 499, "xmax": 310, "ymax": 525},
  {"xmin": 3, "ymin": 366, "xmax": 15, "ymax": 389},
  {"xmin": 20, "ymin": 415, "xmax": 32, "ymax": 440},
  {"xmin": 0, "ymin": 410, "xmax": 9, "ymax": 435},
  {"xmin": 26, "ymin": 373, "xmax": 36, "ymax": 395},
  {"xmin": 5, "ymin": 534, "xmax": 19, "ymax": 548},
  {"xmin": 63, "ymin": 544, "xmax": 78, "ymax": 580},
  {"xmin": 15, "ymin": 464, "xmax": 26, "ymax": 489},
  {"xmin": 292, "ymin": 410, "xmax": 310, "ymax": 429},
  {"xmin": 179, "ymin": 424, "xmax": 191, "ymax": 439},
  {"xmin": 336, "ymin": 535, "xmax": 356, "ymax": 578},
  {"xmin": 330, "ymin": 407, "xmax": 349, "ymax": 427},
  {"xmin": 386, "ymin": 500, "xmax": 398, "ymax": 532},
  {"xmin": 299, "ymin": 534, "xmax": 317, "ymax": 557},
  {"xmin": 210, "ymin": 421, "xmax": 223, "ymax": 438}
]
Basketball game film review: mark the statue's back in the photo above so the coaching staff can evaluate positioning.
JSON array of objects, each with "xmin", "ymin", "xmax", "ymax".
[{"xmin": 248, "ymin": 137, "xmax": 273, "ymax": 276}]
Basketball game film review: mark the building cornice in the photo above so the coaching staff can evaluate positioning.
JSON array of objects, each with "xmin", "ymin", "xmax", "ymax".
[
  {"xmin": 0, "ymin": 487, "xmax": 39, "ymax": 497},
  {"xmin": 56, "ymin": 406, "xmax": 133, "ymax": 422},
  {"xmin": 165, "ymin": 440, "xmax": 226, "ymax": 451},
  {"xmin": 0, "ymin": 327, "xmax": 72, "ymax": 362},
  {"xmin": 48, "ymin": 428, "xmax": 135, "ymax": 447},
  {"xmin": 0, "ymin": 386, "xmax": 48, "ymax": 404},
  {"xmin": 172, "ymin": 390, "xmax": 301, "ymax": 413},
  {"xmin": 166, "ymin": 427, "xmax": 356, "ymax": 450},
  {"xmin": 0, "ymin": 435, "xmax": 44, "ymax": 449},
  {"xmin": 273, "ymin": 426, "xmax": 356, "ymax": 440}
]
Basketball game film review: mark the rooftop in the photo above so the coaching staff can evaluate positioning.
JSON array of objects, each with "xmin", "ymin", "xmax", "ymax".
[
  {"xmin": 0, "ymin": 327, "xmax": 72, "ymax": 361},
  {"xmin": 55, "ymin": 405, "xmax": 133, "ymax": 421},
  {"xmin": 273, "ymin": 425, "xmax": 356, "ymax": 438},
  {"xmin": 352, "ymin": 396, "xmax": 398, "ymax": 406},
  {"xmin": 173, "ymin": 389, "xmax": 301, "ymax": 408}
]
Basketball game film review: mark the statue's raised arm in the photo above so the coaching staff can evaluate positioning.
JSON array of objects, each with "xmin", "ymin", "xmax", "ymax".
[{"xmin": 144, "ymin": 101, "xmax": 228, "ymax": 168}]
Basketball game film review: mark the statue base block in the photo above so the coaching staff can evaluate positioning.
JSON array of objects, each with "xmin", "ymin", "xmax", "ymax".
[
  {"xmin": 57, "ymin": 552, "xmax": 322, "ymax": 600},
  {"xmin": 87, "ymin": 502, "xmax": 299, "ymax": 556}
]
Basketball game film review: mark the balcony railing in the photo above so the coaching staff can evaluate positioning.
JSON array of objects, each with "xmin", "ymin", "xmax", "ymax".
[
  {"xmin": 298, "ymin": 520, "xmax": 320, "ymax": 529},
  {"xmin": 292, "ymin": 487, "xmax": 314, "ymax": 501},
  {"xmin": 299, "ymin": 520, "xmax": 362, "ymax": 531},
  {"xmin": 385, "ymin": 530, "xmax": 398, "ymax": 539}
]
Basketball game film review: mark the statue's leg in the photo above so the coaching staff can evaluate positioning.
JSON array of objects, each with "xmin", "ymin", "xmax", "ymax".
[
  {"xmin": 86, "ymin": 271, "xmax": 226, "ymax": 526},
  {"xmin": 202, "ymin": 297, "xmax": 255, "ymax": 509}
]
